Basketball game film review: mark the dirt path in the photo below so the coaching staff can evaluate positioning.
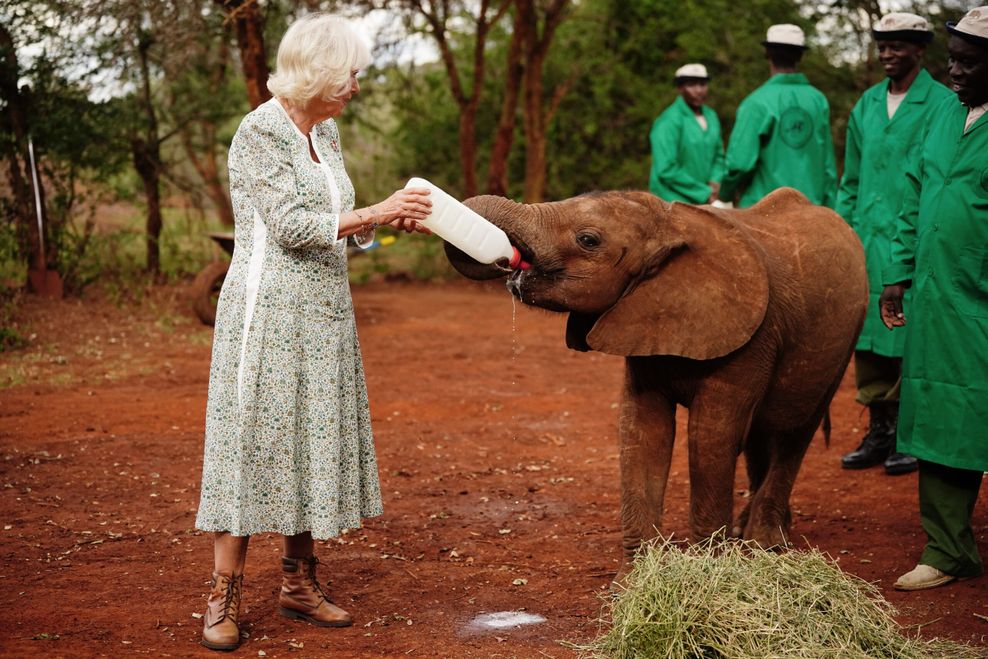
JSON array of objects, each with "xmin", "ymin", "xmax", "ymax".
[{"xmin": 0, "ymin": 281, "xmax": 985, "ymax": 657}]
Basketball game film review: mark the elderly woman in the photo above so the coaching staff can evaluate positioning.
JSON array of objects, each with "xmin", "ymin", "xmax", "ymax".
[{"xmin": 194, "ymin": 13, "xmax": 431, "ymax": 651}]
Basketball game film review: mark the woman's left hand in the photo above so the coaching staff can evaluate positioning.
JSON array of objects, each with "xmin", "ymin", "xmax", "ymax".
[{"xmin": 388, "ymin": 217, "xmax": 432, "ymax": 234}]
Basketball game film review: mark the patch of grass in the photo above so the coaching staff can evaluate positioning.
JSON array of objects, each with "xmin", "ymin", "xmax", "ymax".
[
  {"xmin": 0, "ymin": 286, "xmax": 27, "ymax": 352},
  {"xmin": 574, "ymin": 536, "xmax": 980, "ymax": 659}
]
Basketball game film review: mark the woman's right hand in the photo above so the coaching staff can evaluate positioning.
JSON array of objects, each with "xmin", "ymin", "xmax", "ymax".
[
  {"xmin": 372, "ymin": 188, "xmax": 432, "ymax": 231},
  {"xmin": 340, "ymin": 187, "xmax": 433, "ymax": 238}
]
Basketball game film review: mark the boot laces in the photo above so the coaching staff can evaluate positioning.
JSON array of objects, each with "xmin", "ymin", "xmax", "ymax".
[
  {"xmin": 219, "ymin": 574, "xmax": 242, "ymax": 623},
  {"xmin": 305, "ymin": 556, "xmax": 330, "ymax": 603}
]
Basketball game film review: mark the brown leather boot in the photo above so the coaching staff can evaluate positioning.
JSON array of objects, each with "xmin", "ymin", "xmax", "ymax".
[
  {"xmin": 279, "ymin": 556, "xmax": 352, "ymax": 627},
  {"xmin": 201, "ymin": 571, "xmax": 243, "ymax": 651}
]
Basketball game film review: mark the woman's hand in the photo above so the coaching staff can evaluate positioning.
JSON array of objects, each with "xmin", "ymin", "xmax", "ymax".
[
  {"xmin": 879, "ymin": 284, "xmax": 907, "ymax": 329},
  {"xmin": 338, "ymin": 187, "xmax": 433, "ymax": 238},
  {"xmin": 373, "ymin": 187, "xmax": 432, "ymax": 226}
]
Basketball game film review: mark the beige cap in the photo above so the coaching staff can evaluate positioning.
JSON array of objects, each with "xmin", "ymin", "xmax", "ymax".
[
  {"xmin": 763, "ymin": 24, "xmax": 806, "ymax": 48},
  {"xmin": 947, "ymin": 6, "xmax": 988, "ymax": 45},
  {"xmin": 874, "ymin": 12, "xmax": 932, "ymax": 33},
  {"xmin": 674, "ymin": 63, "xmax": 709, "ymax": 80},
  {"xmin": 873, "ymin": 12, "xmax": 934, "ymax": 43}
]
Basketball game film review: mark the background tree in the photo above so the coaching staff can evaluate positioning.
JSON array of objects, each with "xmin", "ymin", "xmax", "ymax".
[
  {"xmin": 515, "ymin": 0, "xmax": 571, "ymax": 202},
  {"xmin": 386, "ymin": 0, "xmax": 513, "ymax": 198},
  {"xmin": 214, "ymin": 0, "xmax": 272, "ymax": 109}
]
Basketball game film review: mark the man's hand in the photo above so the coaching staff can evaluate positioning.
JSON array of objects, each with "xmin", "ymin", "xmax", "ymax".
[{"xmin": 879, "ymin": 284, "xmax": 907, "ymax": 329}]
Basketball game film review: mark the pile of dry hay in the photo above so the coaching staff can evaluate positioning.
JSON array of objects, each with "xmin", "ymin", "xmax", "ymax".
[{"xmin": 576, "ymin": 537, "xmax": 979, "ymax": 658}]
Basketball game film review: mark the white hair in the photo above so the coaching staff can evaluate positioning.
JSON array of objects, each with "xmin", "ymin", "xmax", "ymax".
[{"xmin": 267, "ymin": 13, "xmax": 372, "ymax": 105}]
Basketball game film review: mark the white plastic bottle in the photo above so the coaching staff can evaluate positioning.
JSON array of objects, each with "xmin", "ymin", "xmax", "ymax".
[{"xmin": 405, "ymin": 177, "xmax": 525, "ymax": 269}]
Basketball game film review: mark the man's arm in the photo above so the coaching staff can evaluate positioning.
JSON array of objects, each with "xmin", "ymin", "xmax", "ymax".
[{"xmin": 719, "ymin": 99, "xmax": 768, "ymax": 202}]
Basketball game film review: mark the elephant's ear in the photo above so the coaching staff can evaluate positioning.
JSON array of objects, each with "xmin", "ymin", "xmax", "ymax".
[{"xmin": 586, "ymin": 202, "xmax": 769, "ymax": 359}]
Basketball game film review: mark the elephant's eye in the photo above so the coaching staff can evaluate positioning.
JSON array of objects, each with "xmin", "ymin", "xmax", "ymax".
[{"xmin": 576, "ymin": 233, "xmax": 600, "ymax": 249}]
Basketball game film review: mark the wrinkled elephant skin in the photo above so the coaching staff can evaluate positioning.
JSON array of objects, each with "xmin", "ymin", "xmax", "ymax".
[{"xmin": 445, "ymin": 188, "xmax": 868, "ymax": 578}]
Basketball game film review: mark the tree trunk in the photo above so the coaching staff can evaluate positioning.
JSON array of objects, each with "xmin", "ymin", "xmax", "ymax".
[
  {"xmin": 182, "ymin": 125, "xmax": 235, "ymax": 226},
  {"xmin": 132, "ymin": 138, "xmax": 163, "ymax": 275},
  {"xmin": 521, "ymin": 50, "xmax": 547, "ymax": 203},
  {"xmin": 516, "ymin": 0, "xmax": 569, "ymax": 203},
  {"xmin": 217, "ymin": 0, "xmax": 270, "ymax": 109},
  {"xmin": 133, "ymin": 28, "xmax": 164, "ymax": 275},
  {"xmin": 0, "ymin": 23, "xmax": 52, "ymax": 273},
  {"xmin": 486, "ymin": 8, "xmax": 525, "ymax": 197}
]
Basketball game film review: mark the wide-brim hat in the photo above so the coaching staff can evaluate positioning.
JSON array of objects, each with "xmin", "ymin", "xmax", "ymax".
[
  {"xmin": 762, "ymin": 23, "xmax": 807, "ymax": 49},
  {"xmin": 674, "ymin": 63, "xmax": 709, "ymax": 82},
  {"xmin": 873, "ymin": 12, "xmax": 934, "ymax": 44},
  {"xmin": 947, "ymin": 6, "xmax": 988, "ymax": 48}
]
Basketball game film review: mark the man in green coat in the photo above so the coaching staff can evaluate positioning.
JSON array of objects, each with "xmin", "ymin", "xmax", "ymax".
[
  {"xmin": 837, "ymin": 13, "xmax": 952, "ymax": 476},
  {"xmin": 879, "ymin": 6, "xmax": 988, "ymax": 591},
  {"xmin": 719, "ymin": 24, "xmax": 837, "ymax": 208},
  {"xmin": 648, "ymin": 63, "xmax": 725, "ymax": 203}
]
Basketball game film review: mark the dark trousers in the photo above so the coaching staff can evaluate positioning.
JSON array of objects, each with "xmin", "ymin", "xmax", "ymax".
[
  {"xmin": 854, "ymin": 350, "xmax": 900, "ymax": 406},
  {"xmin": 918, "ymin": 460, "xmax": 984, "ymax": 578}
]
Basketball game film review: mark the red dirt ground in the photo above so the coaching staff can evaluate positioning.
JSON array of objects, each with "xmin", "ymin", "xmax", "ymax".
[{"xmin": 0, "ymin": 280, "xmax": 986, "ymax": 657}]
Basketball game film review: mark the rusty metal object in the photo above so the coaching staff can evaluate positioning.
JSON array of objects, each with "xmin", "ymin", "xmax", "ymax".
[{"xmin": 191, "ymin": 233, "xmax": 234, "ymax": 326}]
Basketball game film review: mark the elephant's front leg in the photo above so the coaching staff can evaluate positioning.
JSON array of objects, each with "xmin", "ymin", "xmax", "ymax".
[
  {"xmin": 687, "ymin": 389, "xmax": 757, "ymax": 540},
  {"xmin": 617, "ymin": 366, "xmax": 676, "ymax": 581}
]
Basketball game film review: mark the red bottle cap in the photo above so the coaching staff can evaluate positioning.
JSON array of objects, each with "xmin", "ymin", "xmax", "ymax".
[{"xmin": 509, "ymin": 246, "xmax": 531, "ymax": 270}]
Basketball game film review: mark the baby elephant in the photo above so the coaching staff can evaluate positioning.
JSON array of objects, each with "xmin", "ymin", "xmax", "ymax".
[{"xmin": 445, "ymin": 188, "xmax": 867, "ymax": 573}]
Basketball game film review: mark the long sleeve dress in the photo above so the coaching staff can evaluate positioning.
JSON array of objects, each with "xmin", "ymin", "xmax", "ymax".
[{"xmin": 195, "ymin": 98, "xmax": 383, "ymax": 539}]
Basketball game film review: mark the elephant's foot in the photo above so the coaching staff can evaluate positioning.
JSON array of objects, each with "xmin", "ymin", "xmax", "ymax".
[
  {"xmin": 610, "ymin": 563, "xmax": 632, "ymax": 595},
  {"xmin": 744, "ymin": 517, "xmax": 791, "ymax": 550},
  {"xmin": 742, "ymin": 498, "xmax": 792, "ymax": 549},
  {"xmin": 733, "ymin": 503, "xmax": 752, "ymax": 538}
]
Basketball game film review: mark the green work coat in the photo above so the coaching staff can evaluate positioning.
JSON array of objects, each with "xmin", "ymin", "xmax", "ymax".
[
  {"xmin": 836, "ymin": 70, "xmax": 953, "ymax": 357},
  {"xmin": 720, "ymin": 73, "xmax": 837, "ymax": 208},
  {"xmin": 883, "ymin": 94, "xmax": 988, "ymax": 472},
  {"xmin": 648, "ymin": 96, "xmax": 726, "ymax": 203}
]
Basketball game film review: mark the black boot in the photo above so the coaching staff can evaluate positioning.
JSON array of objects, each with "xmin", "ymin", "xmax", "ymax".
[
  {"xmin": 842, "ymin": 403, "xmax": 896, "ymax": 469},
  {"xmin": 884, "ymin": 451, "xmax": 918, "ymax": 475},
  {"xmin": 882, "ymin": 404, "xmax": 917, "ymax": 474}
]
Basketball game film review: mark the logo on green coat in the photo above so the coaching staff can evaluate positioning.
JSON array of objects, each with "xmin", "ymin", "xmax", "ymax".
[{"xmin": 780, "ymin": 107, "xmax": 813, "ymax": 148}]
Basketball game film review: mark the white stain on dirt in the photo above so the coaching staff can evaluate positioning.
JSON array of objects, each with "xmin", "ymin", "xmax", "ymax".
[{"xmin": 468, "ymin": 611, "xmax": 547, "ymax": 631}]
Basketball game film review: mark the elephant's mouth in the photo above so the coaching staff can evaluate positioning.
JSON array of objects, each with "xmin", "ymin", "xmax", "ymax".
[
  {"xmin": 504, "ymin": 234, "xmax": 535, "ymax": 272},
  {"xmin": 506, "ymin": 268, "xmax": 570, "ymax": 313}
]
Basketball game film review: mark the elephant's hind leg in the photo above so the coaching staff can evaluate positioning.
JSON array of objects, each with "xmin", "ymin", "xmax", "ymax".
[
  {"xmin": 735, "ymin": 425, "xmax": 772, "ymax": 537},
  {"xmin": 743, "ymin": 420, "xmax": 818, "ymax": 548}
]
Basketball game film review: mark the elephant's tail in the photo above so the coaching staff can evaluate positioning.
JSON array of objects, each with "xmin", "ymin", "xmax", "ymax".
[{"xmin": 820, "ymin": 409, "xmax": 832, "ymax": 446}]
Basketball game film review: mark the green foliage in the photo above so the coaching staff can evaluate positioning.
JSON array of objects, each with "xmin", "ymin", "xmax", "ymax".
[
  {"xmin": 0, "ymin": 285, "xmax": 26, "ymax": 352},
  {"xmin": 544, "ymin": 0, "xmax": 816, "ymax": 197},
  {"xmin": 2, "ymin": 1, "xmax": 971, "ymax": 288}
]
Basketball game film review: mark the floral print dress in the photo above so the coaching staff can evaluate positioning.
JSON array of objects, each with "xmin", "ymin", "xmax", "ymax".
[{"xmin": 195, "ymin": 98, "xmax": 383, "ymax": 539}]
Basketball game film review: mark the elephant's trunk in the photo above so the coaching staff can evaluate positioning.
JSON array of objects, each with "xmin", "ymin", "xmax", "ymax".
[{"xmin": 444, "ymin": 195, "xmax": 531, "ymax": 280}]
